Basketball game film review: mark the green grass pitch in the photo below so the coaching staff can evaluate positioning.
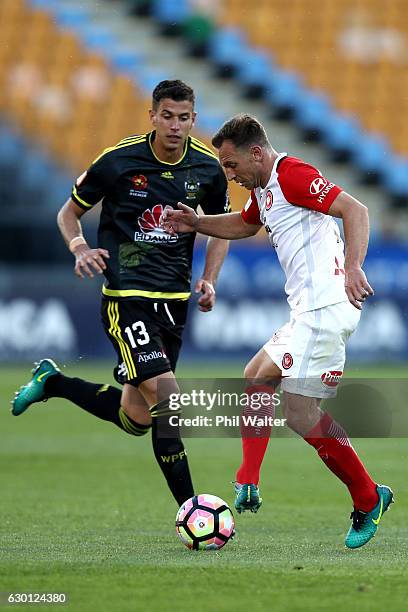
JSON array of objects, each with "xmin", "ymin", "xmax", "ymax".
[{"xmin": 1, "ymin": 361, "xmax": 407, "ymax": 611}]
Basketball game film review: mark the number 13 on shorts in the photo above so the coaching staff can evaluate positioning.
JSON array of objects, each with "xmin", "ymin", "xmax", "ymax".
[{"xmin": 124, "ymin": 321, "xmax": 150, "ymax": 347}]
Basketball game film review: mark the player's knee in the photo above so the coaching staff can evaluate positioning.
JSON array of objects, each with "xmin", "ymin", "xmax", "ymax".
[
  {"xmin": 123, "ymin": 404, "xmax": 152, "ymax": 426},
  {"xmin": 244, "ymin": 361, "xmax": 259, "ymax": 380},
  {"xmin": 139, "ymin": 373, "xmax": 180, "ymax": 407},
  {"xmin": 281, "ymin": 405, "xmax": 296, "ymax": 430},
  {"xmin": 244, "ymin": 350, "xmax": 282, "ymax": 382},
  {"xmin": 281, "ymin": 394, "xmax": 298, "ymax": 420},
  {"xmin": 244, "ymin": 364, "xmax": 281, "ymax": 385},
  {"xmin": 281, "ymin": 393, "xmax": 321, "ymax": 434}
]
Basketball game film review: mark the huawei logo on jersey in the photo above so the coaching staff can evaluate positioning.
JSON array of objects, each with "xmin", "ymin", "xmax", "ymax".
[
  {"xmin": 309, "ymin": 177, "xmax": 328, "ymax": 195},
  {"xmin": 135, "ymin": 204, "xmax": 178, "ymax": 243}
]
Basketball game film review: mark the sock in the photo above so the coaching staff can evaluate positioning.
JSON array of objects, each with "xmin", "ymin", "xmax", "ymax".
[
  {"xmin": 236, "ymin": 385, "xmax": 275, "ymax": 486},
  {"xmin": 150, "ymin": 399, "xmax": 194, "ymax": 505},
  {"xmin": 304, "ymin": 412, "xmax": 378, "ymax": 512},
  {"xmin": 44, "ymin": 373, "xmax": 150, "ymax": 437}
]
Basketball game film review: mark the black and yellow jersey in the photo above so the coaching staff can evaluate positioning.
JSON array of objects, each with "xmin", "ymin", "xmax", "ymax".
[{"xmin": 71, "ymin": 131, "xmax": 230, "ymax": 300}]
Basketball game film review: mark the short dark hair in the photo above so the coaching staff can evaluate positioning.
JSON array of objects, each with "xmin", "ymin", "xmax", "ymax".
[
  {"xmin": 152, "ymin": 80, "xmax": 195, "ymax": 110},
  {"xmin": 212, "ymin": 114, "xmax": 269, "ymax": 149}
]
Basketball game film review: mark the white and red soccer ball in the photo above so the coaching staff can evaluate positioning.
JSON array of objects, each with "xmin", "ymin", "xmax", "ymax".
[{"xmin": 176, "ymin": 494, "xmax": 235, "ymax": 551}]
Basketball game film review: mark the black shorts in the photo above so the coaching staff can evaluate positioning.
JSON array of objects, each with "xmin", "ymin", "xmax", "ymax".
[{"xmin": 101, "ymin": 298, "xmax": 189, "ymax": 387}]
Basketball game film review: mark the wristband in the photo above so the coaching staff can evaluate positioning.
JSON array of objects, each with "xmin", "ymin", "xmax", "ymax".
[{"xmin": 69, "ymin": 236, "xmax": 87, "ymax": 253}]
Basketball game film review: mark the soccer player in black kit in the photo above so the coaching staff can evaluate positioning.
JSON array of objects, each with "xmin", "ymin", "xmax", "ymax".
[{"xmin": 12, "ymin": 80, "xmax": 230, "ymax": 506}]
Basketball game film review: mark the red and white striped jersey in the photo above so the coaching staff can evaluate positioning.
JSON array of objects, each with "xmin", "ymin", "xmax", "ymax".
[{"xmin": 241, "ymin": 153, "xmax": 348, "ymax": 313}]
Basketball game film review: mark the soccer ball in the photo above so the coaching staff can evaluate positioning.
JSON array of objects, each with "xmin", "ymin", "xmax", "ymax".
[{"xmin": 175, "ymin": 493, "xmax": 235, "ymax": 550}]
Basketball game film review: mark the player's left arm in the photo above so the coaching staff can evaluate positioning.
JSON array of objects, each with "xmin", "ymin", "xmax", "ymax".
[
  {"xmin": 195, "ymin": 167, "xmax": 230, "ymax": 312},
  {"xmin": 195, "ymin": 236, "xmax": 229, "ymax": 312},
  {"xmin": 328, "ymin": 191, "xmax": 374, "ymax": 310}
]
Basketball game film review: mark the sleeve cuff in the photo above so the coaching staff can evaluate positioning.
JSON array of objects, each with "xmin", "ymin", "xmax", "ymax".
[
  {"xmin": 71, "ymin": 185, "xmax": 94, "ymax": 210},
  {"xmin": 320, "ymin": 186, "xmax": 342, "ymax": 214}
]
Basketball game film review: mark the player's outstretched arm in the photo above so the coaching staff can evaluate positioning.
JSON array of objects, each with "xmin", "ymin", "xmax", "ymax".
[
  {"xmin": 57, "ymin": 198, "xmax": 110, "ymax": 279},
  {"xmin": 163, "ymin": 203, "xmax": 260, "ymax": 239},
  {"xmin": 328, "ymin": 191, "xmax": 374, "ymax": 310}
]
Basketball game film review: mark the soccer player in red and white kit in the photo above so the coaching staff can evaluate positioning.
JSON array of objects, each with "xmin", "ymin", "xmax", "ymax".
[{"xmin": 163, "ymin": 114, "xmax": 394, "ymax": 549}]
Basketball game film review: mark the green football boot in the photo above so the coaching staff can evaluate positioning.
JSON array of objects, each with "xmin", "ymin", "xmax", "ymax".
[
  {"xmin": 11, "ymin": 359, "xmax": 60, "ymax": 416},
  {"xmin": 234, "ymin": 483, "xmax": 262, "ymax": 514},
  {"xmin": 345, "ymin": 484, "xmax": 394, "ymax": 549}
]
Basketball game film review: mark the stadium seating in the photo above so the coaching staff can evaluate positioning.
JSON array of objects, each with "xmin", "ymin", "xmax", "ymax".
[
  {"xmin": 0, "ymin": 0, "xmax": 155, "ymax": 173},
  {"xmin": 0, "ymin": 0, "xmax": 249, "ymax": 215},
  {"xmin": 131, "ymin": 0, "xmax": 406, "ymax": 201},
  {"xmin": 151, "ymin": 0, "xmax": 190, "ymax": 35},
  {"xmin": 212, "ymin": 0, "xmax": 408, "ymax": 196},
  {"xmin": 209, "ymin": 28, "xmax": 249, "ymax": 77},
  {"xmin": 2, "ymin": 0, "xmax": 406, "ymax": 210}
]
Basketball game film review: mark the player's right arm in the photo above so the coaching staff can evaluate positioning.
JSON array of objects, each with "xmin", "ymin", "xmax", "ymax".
[
  {"xmin": 57, "ymin": 198, "xmax": 109, "ymax": 279},
  {"xmin": 276, "ymin": 157, "xmax": 374, "ymax": 310},
  {"xmin": 163, "ymin": 203, "xmax": 261, "ymax": 239},
  {"xmin": 57, "ymin": 154, "xmax": 113, "ymax": 278}
]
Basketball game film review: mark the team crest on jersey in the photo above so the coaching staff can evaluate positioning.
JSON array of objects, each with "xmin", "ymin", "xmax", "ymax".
[
  {"xmin": 282, "ymin": 353, "xmax": 293, "ymax": 369},
  {"xmin": 185, "ymin": 177, "xmax": 200, "ymax": 200},
  {"xmin": 132, "ymin": 175, "xmax": 148, "ymax": 189},
  {"xmin": 130, "ymin": 175, "xmax": 148, "ymax": 198},
  {"xmin": 135, "ymin": 204, "xmax": 178, "ymax": 243},
  {"xmin": 321, "ymin": 370, "xmax": 343, "ymax": 387},
  {"xmin": 265, "ymin": 190, "xmax": 273, "ymax": 211}
]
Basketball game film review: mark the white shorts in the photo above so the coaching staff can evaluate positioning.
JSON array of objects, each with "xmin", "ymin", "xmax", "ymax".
[{"xmin": 263, "ymin": 301, "xmax": 361, "ymax": 398}]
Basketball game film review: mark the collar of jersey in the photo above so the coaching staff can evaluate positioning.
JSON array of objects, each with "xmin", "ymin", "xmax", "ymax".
[
  {"xmin": 260, "ymin": 152, "xmax": 288, "ymax": 193},
  {"xmin": 148, "ymin": 131, "xmax": 189, "ymax": 166}
]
